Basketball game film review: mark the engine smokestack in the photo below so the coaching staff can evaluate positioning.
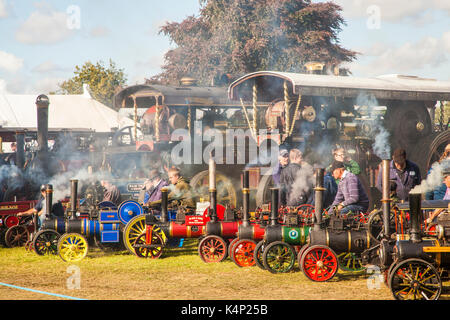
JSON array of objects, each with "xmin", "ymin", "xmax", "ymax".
[
  {"xmin": 15, "ymin": 131, "xmax": 25, "ymax": 169},
  {"xmin": 314, "ymin": 168, "xmax": 325, "ymax": 231},
  {"xmin": 409, "ymin": 192, "xmax": 422, "ymax": 243},
  {"xmin": 270, "ymin": 188, "xmax": 279, "ymax": 226},
  {"xmin": 381, "ymin": 159, "xmax": 392, "ymax": 239},
  {"xmin": 160, "ymin": 187, "xmax": 169, "ymax": 223},
  {"xmin": 35, "ymin": 94, "xmax": 50, "ymax": 174},
  {"xmin": 70, "ymin": 179, "xmax": 78, "ymax": 220},
  {"xmin": 242, "ymin": 170, "xmax": 250, "ymax": 227},
  {"xmin": 209, "ymin": 155, "xmax": 217, "ymax": 223},
  {"xmin": 45, "ymin": 184, "xmax": 53, "ymax": 220}
]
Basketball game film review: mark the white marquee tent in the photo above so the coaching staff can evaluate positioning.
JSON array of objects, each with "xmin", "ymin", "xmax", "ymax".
[{"xmin": 0, "ymin": 87, "xmax": 134, "ymax": 133}]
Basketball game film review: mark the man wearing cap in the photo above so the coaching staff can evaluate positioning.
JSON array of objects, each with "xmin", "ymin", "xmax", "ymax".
[
  {"xmin": 16, "ymin": 185, "xmax": 47, "ymax": 229},
  {"xmin": 376, "ymin": 148, "xmax": 421, "ymax": 202},
  {"xmin": 143, "ymin": 169, "xmax": 169, "ymax": 206},
  {"xmin": 272, "ymin": 149, "xmax": 289, "ymax": 187},
  {"xmin": 330, "ymin": 160, "xmax": 369, "ymax": 215}
]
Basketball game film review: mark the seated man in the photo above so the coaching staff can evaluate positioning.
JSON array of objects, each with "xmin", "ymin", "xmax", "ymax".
[
  {"xmin": 143, "ymin": 169, "xmax": 169, "ymax": 208},
  {"xmin": 100, "ymin": 179, "xmax": 121, "ymax": 206},
  {"xmin": 167, "ymin": 167, "xmax": 195, "ymax": 209},
  {"xmin": 330, "ymin": 161, "xmax": 369, "ymax": 215}
]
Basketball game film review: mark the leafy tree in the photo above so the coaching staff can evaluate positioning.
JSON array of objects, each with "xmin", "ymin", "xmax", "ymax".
[
  {"xmin": 153, "ymin": 0, "xmax": 357, "ymax": 85},
  {"xmin": 58, "ymin": 60, "xmax": 127, "ymax": 109}
]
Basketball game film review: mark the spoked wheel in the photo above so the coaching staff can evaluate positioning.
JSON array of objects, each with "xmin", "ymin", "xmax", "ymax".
[
  {"xmin": 198, "ymin": 235, "xmax": 228, "ymax": 263},
  {"xmin": 33, "ymin": 229, "xmax": 60, "ymax": 255},
  {"xmin": 231, "ymin": 239, "xmax": 257, "ymax": 267},
  {"xmin": 123, "ymin": 215, "xmax": 147, "ymax": 254},
  {"xmin": 133, "ymin": 232, "xmax": 164, "ymax": 259},
  {"xmin": 262, "ymin": 241, "xmax": 296, "ymax": 273},
  {"xmin": 297, "ymin": 244, "xmax": 310, "ymax": 271},
  {"xmin": 57, "ymin": 233, "xmax": 89, "ymax": 262},
  {"xmin": 228, "ymin": 238, "xmax": 240, "ymax": 260},
  {"xmin": 254, "ymin": 240, "xmax": 267, "ymax": 270},
  {"xmin": 5, "ymin": 225, "xmax": 30, "ymax": 248},
  {"xmin": 367, "ymin": 209, "xmax": 396, "ymax": 241},
  {"xmin": 389, "ymin": 258, "xmax": 442, "ymax": 300},
  {"xmin": 300, "ymin": 245, "xmax": 339, "ymax": 282},
  {"xmin": 337, "ymin": 252, "xmax": 365, "ymax": 272}
]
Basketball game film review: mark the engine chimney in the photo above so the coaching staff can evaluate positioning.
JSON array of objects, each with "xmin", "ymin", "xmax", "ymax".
[
  {"xmin": 36, "ymin": 94, "xmax": 50, "ymax": 174},
  {"xmin": 270, "ymin": 188, "xmax": 279, "ymax": 226},
  {"xmin": 209, "ymin": 155, "xmax": 218, "ymax": 223},
  {"xmin": 15, "ymin": 131, "xmax": 25, "ymax": 169},
  {"xmin": 409, "ymin": 192, "xmax": 422, "ymax": 243},
  {"xmin": 45, "ymin": 184, "xmax": 53, "ymax": 220},
  {"xmin": 160, "ymin": 187, "xmax": 169, "ymax": 223},
  {"xmin": 242, "ymin": 170, "xmax": 250, "ymax": 227},
  {"xmin": 381, "ymin": 159, "xmax": 392, "ymax": 239},
  {"xmin": 69, "ymin": 179, "xmax": 78, "ymax": 220},
  {"xmin": 314, "ymin": 168, "xmax": 325, "ymax": 231}
]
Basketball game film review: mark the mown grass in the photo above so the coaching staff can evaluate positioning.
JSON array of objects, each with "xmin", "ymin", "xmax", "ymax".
[{"xmin": 0, "ymin": 239, "xmax": 395, "ymax": 300}]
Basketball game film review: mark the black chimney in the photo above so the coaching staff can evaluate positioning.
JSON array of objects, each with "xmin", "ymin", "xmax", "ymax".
[
  {"xmin": 15, "ymin": 131, "xmax": 25, "ymax": 169},
  {"xmin": 270, "ymin": 188, "xmax": 279, "ymax": 226},
  {"xmin": 35, "ymin": 94, "xmax": 50, "ymax": 174},
  {"xmin": 313, "ymin": 168, "xmax": 325, "ymax": 231},
  {"xmin": 45, "ymin": 184, "xmax": 53, "ymax": 220},
  {"xmin": 160, "ymin": 187, "xmax": 169, "ymax": 223},
  {"xmin": 70, "ymin": 179, "xmax": 78, "ymax": 220},
  {"xmin": 409, "ymin": 192, "xmax": 422, "ymax": 243},
  {"xmin": 242, "ymin": 170, "xmax": 250, "ymax": 227}
]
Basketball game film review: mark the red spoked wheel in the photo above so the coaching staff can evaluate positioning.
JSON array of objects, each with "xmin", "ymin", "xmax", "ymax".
[
  {"xmin": 228, "ymin": 238, "xmax": 240, "ymax": 260},
  {"xmin": 231, "ymin": 239, "xmax": 257, "ymax": 267},
  {"xmin": 198, "ymin": 235, "xmax": 228, "ymax": 263},
  {"xmin": 4, "ymin": 215, "xmax": 20, "ymax": 229},
  {"xmin": 300, "ymin": 245, "xmax": 339, "ymax": 282},
  {"xmin": 5, "ymin": 225, "xmax": 30, "ymax": 248}
]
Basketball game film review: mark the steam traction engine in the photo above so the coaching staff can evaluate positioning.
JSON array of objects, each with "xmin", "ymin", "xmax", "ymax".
[{"xmin": 37, "ymin": 179, "xmax": 145, "ymax": 261}]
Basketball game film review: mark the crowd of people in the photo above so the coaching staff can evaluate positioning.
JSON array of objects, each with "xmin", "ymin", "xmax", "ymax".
[{"xmin": 272, "ymin": 143, "xmax": 450, "ymax": 219}]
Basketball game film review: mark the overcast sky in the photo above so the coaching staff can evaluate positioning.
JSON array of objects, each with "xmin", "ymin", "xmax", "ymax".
[{"xmin": 0, "ymin": 0, "xmax": 449, "ymax": 95}]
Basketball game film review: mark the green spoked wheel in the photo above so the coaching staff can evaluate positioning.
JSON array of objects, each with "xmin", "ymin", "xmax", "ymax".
[
  {"xmin": 262, "ymin": 241, "xmax": 296, "ymax": 273},
  {"xmin": 254, "ymin": 240, "xmax": 267, "ymax": 270},
  {"xmin": 300, "ymin": 245, "xmax": 339, "ymax": 282},
  {"xmin": 33, "ymin": 229, "xmax": 60, "ymax": 255},
  {"xmin": 388, "ymin": 258, "xmax": 442, "ymax": 300},
  {"xmin": 231, "ymin": 239, "xmax": 257, "ymax": 267},
  {"xmin": 57, "ymin": 233, "xmax": 89, "ymax": 262},
  {"xmin": 337, "ymin": 252, "xmax": 365, "ymax": 272},
  {"xmin": 198, "ymin": 235, "xmax": 228, "ymax": 263},
  {"xmin": 133, "ymin": 232, "xmax": 164, "ymax": 259}
]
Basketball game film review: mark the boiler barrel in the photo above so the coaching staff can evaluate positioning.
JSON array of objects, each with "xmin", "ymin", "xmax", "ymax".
[{"xmin": 308, "ymin": 229, "xmax": 373, "ymax": 253}]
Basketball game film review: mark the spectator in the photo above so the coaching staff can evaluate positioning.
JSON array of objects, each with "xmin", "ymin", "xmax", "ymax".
[
  {"xmin": 144, "ymin": 169, "xmax": 169, "ymax": 208},
  {"xmin": 331, "ymin": 161, "xmax": 369, "ymax": 215},
  {"xmin": 280, "ymin": 149, "xmax": 313, "ymax": 206},
  {"xmin": 16, "ymin": 185, "xmax": 47, "ymax": 229},
  {"xmin": 426, "ymin": 143, "xmax": 450, "ymax": 200},
  {"xmin": 100, "ymin": 179, "xmax": 121, "ymax": 206},
  {"xmin": 425, "ymin": 171, "xmax": 450, "ymax": 224},
  {"xmin": 328, "ymin": 147, "xmax": 361, "ymax": 184},
  {"xmin": 272, "ymin": 149, "xmax": 289, "ymax": 187},
  {"xmin": 376, "ymin": 148, "xmax": 421, "ymax": 202},
  {"xmin": 167, "ymin": 167, "xmax": 195, "ymax": 208}
]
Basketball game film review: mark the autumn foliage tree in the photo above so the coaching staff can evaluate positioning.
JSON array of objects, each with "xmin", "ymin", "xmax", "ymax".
[
  {"xmin": 153, "ymin": 0, "xmax": 357, "ymax": 85},
  {"xmin": 58, "ymin": 60, "xmax": 127, "ymax": 110}
]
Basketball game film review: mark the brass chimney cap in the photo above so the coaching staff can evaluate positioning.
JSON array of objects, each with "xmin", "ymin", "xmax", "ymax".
[{"xmin": 180, "ymin": 76, "xmax": 198, "ymax": 86}]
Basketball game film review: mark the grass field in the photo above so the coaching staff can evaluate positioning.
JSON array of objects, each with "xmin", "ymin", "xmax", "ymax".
[{"xmin": 0, "ymin": 238, "xmax": 400, "ymax": 301}]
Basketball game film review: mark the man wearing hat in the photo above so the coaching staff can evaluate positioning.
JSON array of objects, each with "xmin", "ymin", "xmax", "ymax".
[
  {"xmin": 272, "ymin": 148, "xmax": 289, "ymax": 188},
  {"xmin": 330, "ymin": 160, "xmax": 369, "ymax": 215},
  {"xmin": 17, "ymin": 184, "xmax": 48, "ymax": 229},
  {"xmin": 376, "ymin": 148, "xmax": 421, "ymax": 202},
  {"xmin": 143, "ymin": 169, "xmax": 169, "ymax": 206}
]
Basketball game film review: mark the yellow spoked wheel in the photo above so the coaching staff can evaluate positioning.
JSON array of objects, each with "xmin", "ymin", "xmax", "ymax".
[
  {"xmin": 123, "ymin": 215, "xmax": 168, "ymax": 254},
  {"xmin": 57, "ymin": 233, "xmax": 89, "ymax": 262}
]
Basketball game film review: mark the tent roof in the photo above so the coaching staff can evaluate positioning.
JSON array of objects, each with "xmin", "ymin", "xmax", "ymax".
[{"xmin": 0, "ymin": 91, "xmax": 134, "ymax": 133}]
